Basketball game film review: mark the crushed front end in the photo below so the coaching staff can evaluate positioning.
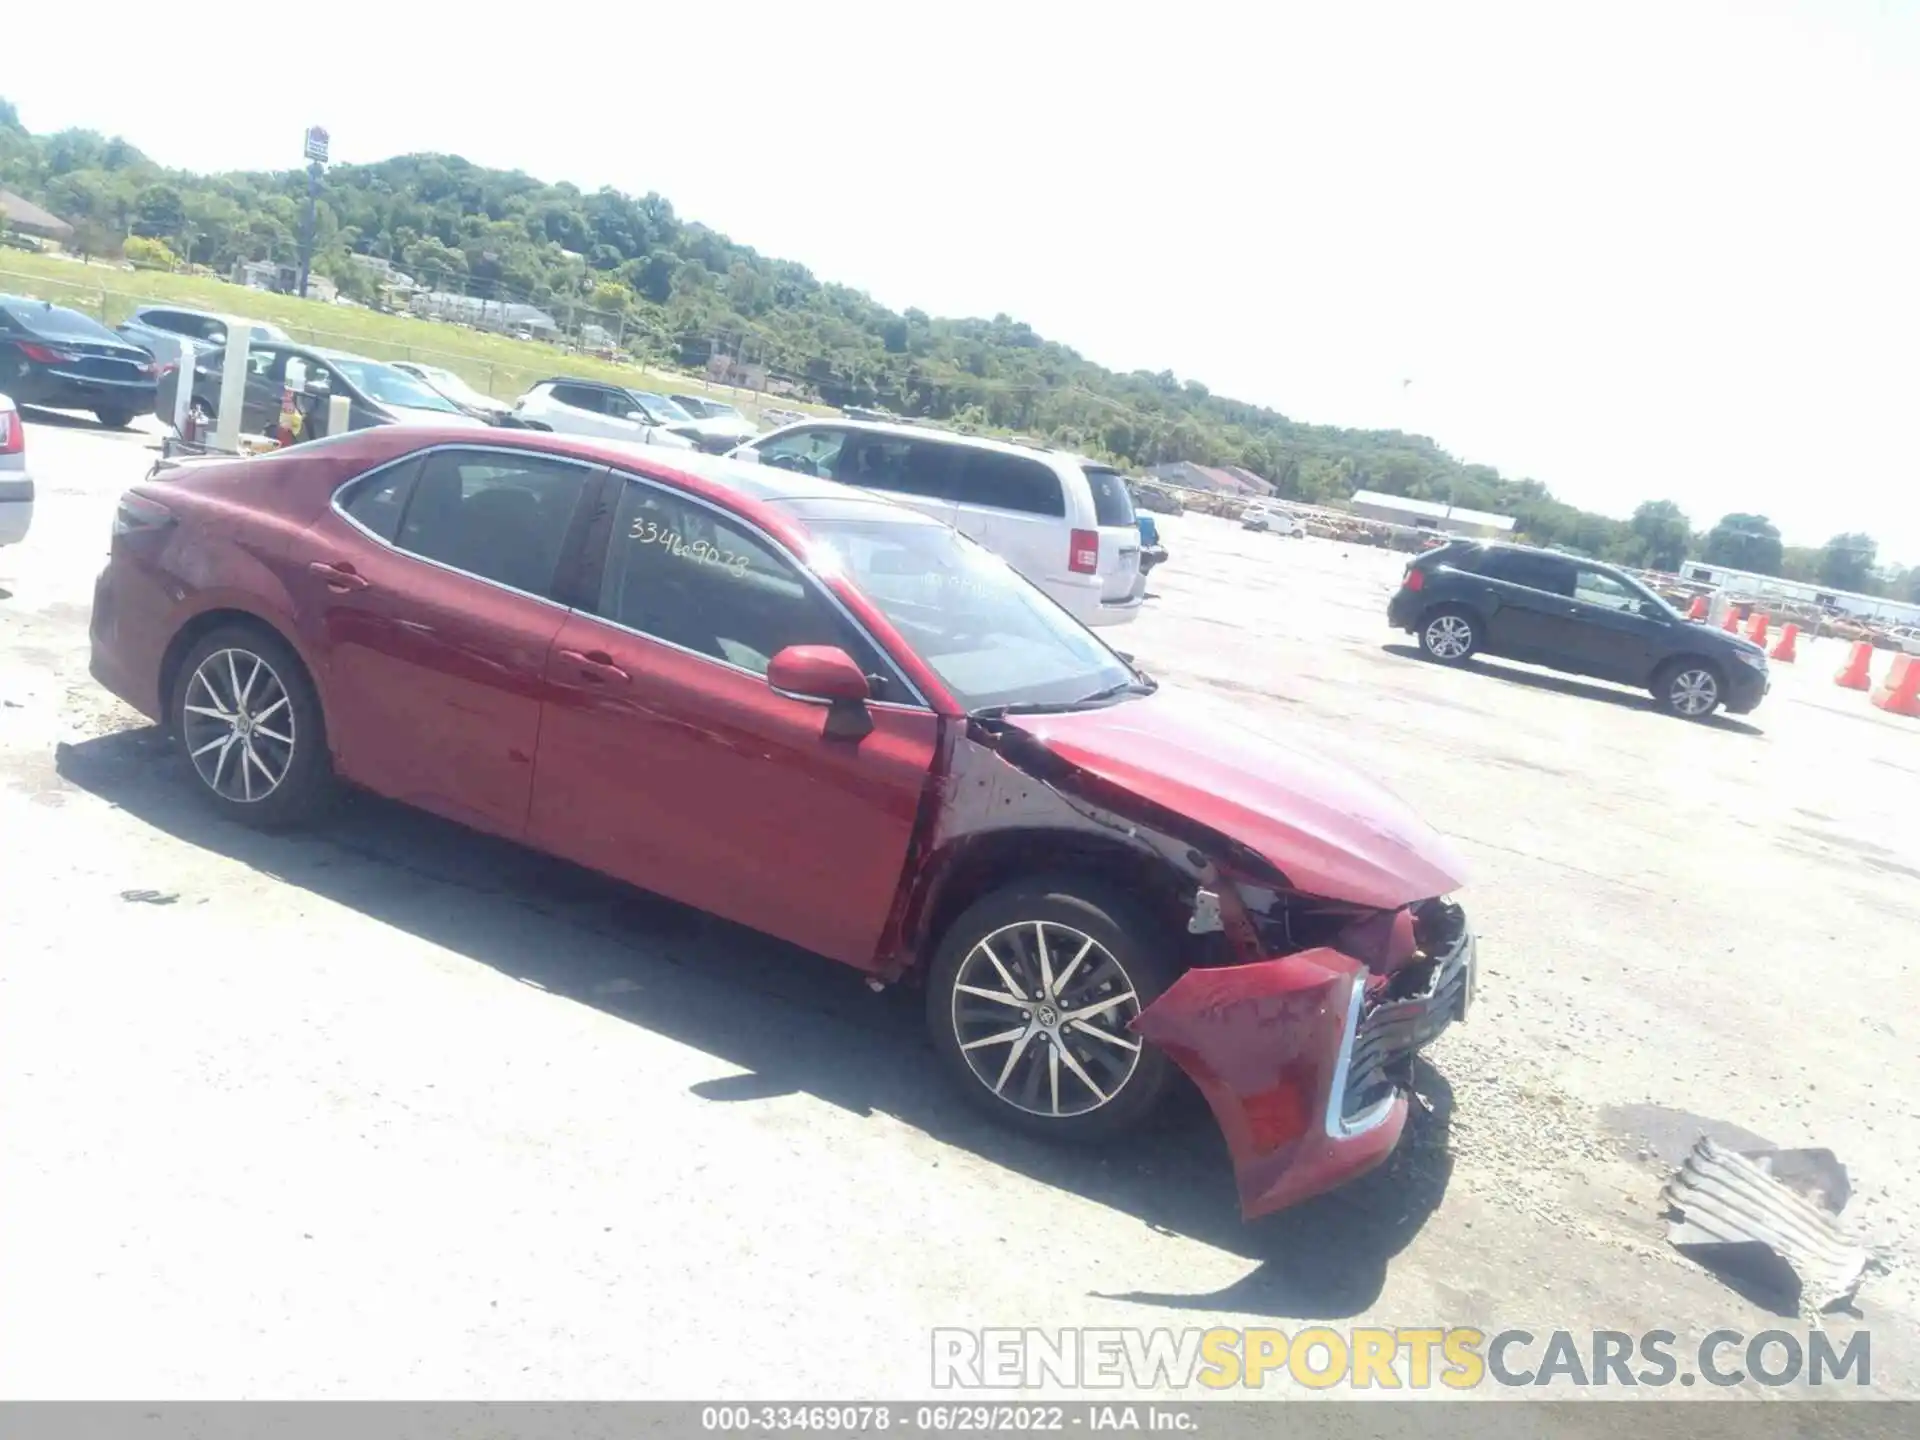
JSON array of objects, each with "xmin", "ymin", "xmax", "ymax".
[{"xmin": 1134, "ymin": 891, "xmax": 1474, "ymax": 1219}]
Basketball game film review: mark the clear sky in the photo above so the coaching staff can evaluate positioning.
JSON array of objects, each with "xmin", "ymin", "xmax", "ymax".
[{"xmin": 8, "ymin": 0, "xmax": 1917, "ymax": 558}]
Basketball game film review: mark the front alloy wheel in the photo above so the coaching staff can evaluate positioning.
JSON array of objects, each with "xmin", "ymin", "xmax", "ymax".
[
  {"xmin": 1667, "ymin": 666, "xmax": 1721, "ymax": 718},
  {"xmin": 181, "ymin": 648, "xmax": 297, "ymax": 803},
  {"xmin": 929, "ymin": 880, "xmax": 1173, "ymax": 1141},
  {"xmin": 950, "ymin": 920, "xmax": 1144, "ymax": 1119}
]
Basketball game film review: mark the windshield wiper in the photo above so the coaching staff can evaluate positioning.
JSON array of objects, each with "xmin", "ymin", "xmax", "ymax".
[{"xmin": 971, "ymin": 677, "xmax": 1156, "ymax": 721}]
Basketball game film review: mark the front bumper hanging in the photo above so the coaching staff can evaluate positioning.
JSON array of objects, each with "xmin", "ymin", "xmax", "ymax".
[{"xmin": 1132, "ymin": 906, "xmax": 1474, "ymax": 1219}]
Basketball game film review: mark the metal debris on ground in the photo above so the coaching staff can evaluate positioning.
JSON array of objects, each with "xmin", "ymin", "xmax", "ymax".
[
  {"xmin": 119, "ymin": 889, "xmax": 180, "ymax": 905},
  {"xmin": 1663, "ymin": 1137, "xmax": 1869, "ymax": 1312}
]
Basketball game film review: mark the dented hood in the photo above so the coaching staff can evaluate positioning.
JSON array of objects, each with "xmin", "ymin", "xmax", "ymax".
[{"xmin": 1003, "ymin": 688, "xmax": 1467, "ymax": 910}]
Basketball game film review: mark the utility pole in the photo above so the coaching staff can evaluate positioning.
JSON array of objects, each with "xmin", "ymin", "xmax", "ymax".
[{"xmin": 296, "ymin": 126, "xmax": 329, "ymax": 298}]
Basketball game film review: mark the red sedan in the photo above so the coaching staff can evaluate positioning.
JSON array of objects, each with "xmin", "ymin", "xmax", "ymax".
[{"xmin": 88, "ymin": 426, "xmax": 1475, "ymax": 1218}]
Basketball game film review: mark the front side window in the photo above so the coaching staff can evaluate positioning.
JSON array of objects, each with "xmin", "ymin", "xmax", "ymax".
[
  {"xmin": 392, "ymin": 449, "xmax": 593, "ymax": 596},
  {"xmin": 595, "ymin": 478, "xmax": 894, "ymax": 688},
  {"xmin": 756, "ymin": 427, "xmax": 847, "ymax": 478},
  {"xmin": 806, "ymin": 516, "xmax": 1131, "ymax": 713},
  {"xmin": 1574, "ymin": 568, "xmax": 1641, "ymax": 612}
]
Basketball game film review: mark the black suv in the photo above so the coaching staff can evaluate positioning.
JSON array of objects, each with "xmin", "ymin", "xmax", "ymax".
[{"xmin": 1387, "ymin": 541, "xmax": 1769, "ymax": 720}]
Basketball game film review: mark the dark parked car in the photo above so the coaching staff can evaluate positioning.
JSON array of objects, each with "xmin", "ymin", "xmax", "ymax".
[
  {"xmin": 0, "ymin": 294, "xmax": 163, "ymax": 428},
  {"xmin": 1388, "ymin": 540, "xmax": 1770, "ymax": 719},
  {"xmin": 158, "ymin": 341, "xmax": 486, "ymax": 439},
  {"xmin": 89, "ymin": 429, "xmax": 1475, "ymax": 1220}
]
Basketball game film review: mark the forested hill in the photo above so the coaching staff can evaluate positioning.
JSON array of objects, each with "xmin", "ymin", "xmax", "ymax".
[{"xmin": 0, "ymin": 100, "xmax": 1907, "ymax": 588}]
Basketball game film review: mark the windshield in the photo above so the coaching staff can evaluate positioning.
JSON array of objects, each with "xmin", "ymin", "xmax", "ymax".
[
  {"xmin": 631, "ymin": 391, "xmax": 695, "ymax": 423},
  {"xmin": 807, "ymin": 517, "xmax": 1136, "ymax": 713},
  {"xmin": 328, "ymin": 358, "xmax": 460, "ymax": 412}
]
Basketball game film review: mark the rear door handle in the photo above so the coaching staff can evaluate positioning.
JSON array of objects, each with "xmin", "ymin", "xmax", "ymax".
[
  {"xmin": 559, "ymin": 648, "xmax": 630, "ymax": 684},
  {"xmin": 307, "ymin": 560, "xmax": 370, "ymax": 592}
]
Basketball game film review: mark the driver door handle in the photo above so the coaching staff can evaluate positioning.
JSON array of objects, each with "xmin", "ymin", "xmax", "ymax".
[
  {"xmin": 560, "ymin": 648, "xmax": 630, "ymax": 684},
  {"xmin": 308, "ymin": 560, "xmax": 370, "ymax": 592}
]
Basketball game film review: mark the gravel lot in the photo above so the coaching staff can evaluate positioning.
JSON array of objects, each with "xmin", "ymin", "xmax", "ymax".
[{"xmin": 2, "ymin": 412, "xmax": 1916, "ymax": 1400}]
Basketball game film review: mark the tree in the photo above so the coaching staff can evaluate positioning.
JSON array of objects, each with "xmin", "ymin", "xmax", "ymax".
[
  {"xmin": 122, "ymin": 235, "xmax": 176, "ymax": 270},
  {"xmin": 1816, "ymin": 532, "xmax": 1877, "ymax": 592},
  {"xmin": 1615, "ymin": 499, "xmax": 1691, "ymax": 571},
  {"xmin": 132, "ymin": 183, "xmax": 186, "ymax": 240},
  {"xmin": 1700, "ymin": 513, "xmax": 1784, "ymax": 574}
]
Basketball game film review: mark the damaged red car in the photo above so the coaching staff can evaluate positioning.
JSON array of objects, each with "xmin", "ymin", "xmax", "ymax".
[{"xmin": 87, "ymin": 426, "xmax": 1475, "ymax": 1219}]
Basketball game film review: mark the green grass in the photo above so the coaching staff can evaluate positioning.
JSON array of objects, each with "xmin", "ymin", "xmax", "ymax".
[{"xmin": 0, "ymin": 250, "xmax": 824, "ymax": 420}]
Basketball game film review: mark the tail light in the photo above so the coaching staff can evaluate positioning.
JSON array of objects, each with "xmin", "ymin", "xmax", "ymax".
[
  {"xmin": 1402, "ymin": 567, "xmax": 1426, "ymax": 592},
  {"xmin": 112, "ymin": 492, "xmax": 175, "ymax": 538},
  {"xmin": 1069, "ymin": 528, "xmax": 1100, "ymax": 575},
  {"xmin": 18, "ymin": 341, "xmax": 76, "ymax": 364},
  {"xmin": 0, "ymin": 410, "xmax": 19, "ymax": 456}
]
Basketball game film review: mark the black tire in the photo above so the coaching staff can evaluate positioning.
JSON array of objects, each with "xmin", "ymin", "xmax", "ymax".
[
  {"xmin": 927, "ymin": 876, "xmax": 1176, "ymax": 1142},
  {"xmin": 1418, "ymin": 605, "xmax": 1480, "ymax": 663},
  {"xmin": 1653, "ymin": 657, "xmax": 1726, "ymax": 721},
  {"xmin": 95, "ymin": 407, "xmax": 135, "ymax": 430},
  {"xmin": 170, "ymin": 622, "xmax": 334, "ymax": 828}
]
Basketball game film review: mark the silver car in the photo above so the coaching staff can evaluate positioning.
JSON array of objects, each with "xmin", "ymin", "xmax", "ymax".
[
  {"xmin": 0, "ymin": 394, "xmax": 31, "ymax": 547},
  {"xmin": 115, "ymin": 306, "xmax": 291, "ymax": 374}
]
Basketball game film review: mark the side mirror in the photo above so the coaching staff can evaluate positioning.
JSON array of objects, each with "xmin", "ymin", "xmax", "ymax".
[
  {"xmin": 625, "ymin": 410, "xmax": 648, "ymax": 424},
  {"xmin": 1638, "ymin": 600, "xmax": 1669, "ymax": 622},
  {"xmin": 768, "ymin": 645, "xmax": 872, "ymax": 741}
]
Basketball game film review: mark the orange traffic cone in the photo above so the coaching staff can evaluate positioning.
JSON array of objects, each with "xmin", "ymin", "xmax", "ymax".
[
  {"xmin": 1769, "ymin": 623, "xmax": 1798, "ymax": 663},
  {"xmin": 1721, "ymin": 609, "xmax": 1741, "ymax": 634},
  {"xmin": 1686, "ymin": 594, "xmax": 1708, "ymax": 620},
  {"xmin": 1745, "ymin": 612, "xmax": 1769, "ymax": 644},
  {"xmin": 1835, "ymin": 641, "xmax": 1874, "ymax": 691},
  {"xmin": 1871, "ymin": 655, "xmax": 1920, "ymax": 717}
]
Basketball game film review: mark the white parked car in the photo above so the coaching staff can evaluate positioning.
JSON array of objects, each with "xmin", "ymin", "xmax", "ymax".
[
  {"xmin": 668, "ymin": 392, "xmax": 761, "ymax": 448},
  {"xmin": 1887, "ymin": 624, "xmax": 1920, "ymax": 657},
  {"xmin": 511, "ymin": 378, "xmax": 699, "ymax": 451},
  {"xmin": 0, "ymin": 394, "xmax": 31, "ymax": 547},
  {"xmin": 1241, "ymin": 500, "xmax": 1305, "ymax": 537},
  {"xmin": 731, "ymin": 420, "xmax": 1142, "ymax": 628}
]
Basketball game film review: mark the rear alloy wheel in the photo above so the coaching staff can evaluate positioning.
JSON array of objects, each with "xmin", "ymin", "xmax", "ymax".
[
  {"xmin": 928, "ymin": 880, "xmax": 1173, "ymax": 1141},
  {"xmin": 173, "ymin": 625, "xmax": 332, "ymax": 828},
  {"xmin": 1659, "ymin": 661, "xmax": 1724, "ymax": 720},
  {"xmin": 1419, "ymin": 607, "xmax": 1478, "ymax": 663}
]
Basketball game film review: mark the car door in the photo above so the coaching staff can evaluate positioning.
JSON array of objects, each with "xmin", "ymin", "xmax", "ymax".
[
  {"xmin": 284, "ymin": 444, "xmax": 605, "ymax": 837},
  {"xmin": 526, "ymin": 469, "xmax": 940, "ymax": 969},
  {"xmin": 543, "ymin": 383, "xmax": 621, "ymax": 439},
  {"xmin": 1475, "ymin": 551, "xmax": 1587, "ymax": 664},
  {"xmin": 1570, "ymin": 565, "xmax": 1671, "ymax": 683}
]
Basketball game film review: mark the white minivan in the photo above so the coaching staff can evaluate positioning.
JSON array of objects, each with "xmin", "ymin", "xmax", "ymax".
[{"xmin": 730, "ymin": 420, "xmax": 1142, "ymax": 627}]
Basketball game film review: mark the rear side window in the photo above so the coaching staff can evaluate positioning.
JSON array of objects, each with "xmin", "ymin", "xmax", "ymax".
[
  {"xmin": 393, "ymin": 449, "xmax": 595, "ymax": 597},
  {"xmin": 1480, "ymin": 549, "xmax": 1575, "ymax": 596},
  {"xmin": 833, "ymin": 434, "xmax": 955, "ymax": 499},
  {"xmin": 337, "ymin": 457, "xmax": 421, "ymax": 543},
  {"xmin": 1083, "ymin": 467, "xmax": 1135, "ymax": 527},
  {"xmin": 550, "ymin": 383, "xmax": 611, "ymax": 413},
  {"xmin": 950, "ymin": 451, "xmax": 1064, "ymax": 517}
]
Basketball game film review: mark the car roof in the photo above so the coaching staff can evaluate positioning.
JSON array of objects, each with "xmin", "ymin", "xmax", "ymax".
[{"xmin": 783, "ymin": 416, "xmax": 1091, "ymax": 466}]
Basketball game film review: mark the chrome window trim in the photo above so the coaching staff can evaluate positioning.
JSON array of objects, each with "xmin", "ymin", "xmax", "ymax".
[
  {"xmin": 600, "ymin": 465, "xmax": 932, "ymax": 712},
  {"xmin": 328, "ymin": 442, "xmax": 603, "ymax": 615}
]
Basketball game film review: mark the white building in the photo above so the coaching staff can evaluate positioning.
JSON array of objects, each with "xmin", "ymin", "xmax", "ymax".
[
  {"xmin": 1348, "ymin": 489, "xmax": 1516, "ymax": 538},
  {"xmin": 1678, "ymin": 561, "xmax": 1920, "ymax": 624}
]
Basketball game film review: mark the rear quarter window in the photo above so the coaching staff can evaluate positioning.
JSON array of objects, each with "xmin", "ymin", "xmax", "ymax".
[
  {"xmin": 951, "ymin": 451, "xmax": 1065, "ymax": 517},
  {"xmin": 1083, "ymin": 467, "xmax": 1135, "ymax": 527}
]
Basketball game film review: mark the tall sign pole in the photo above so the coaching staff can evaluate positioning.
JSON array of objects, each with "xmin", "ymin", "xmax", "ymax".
[{"xmin": 296, "ymin": 125, "xmax": 329, "ymax": 299}]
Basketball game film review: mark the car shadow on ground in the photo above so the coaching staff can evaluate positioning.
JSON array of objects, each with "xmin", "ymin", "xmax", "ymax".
[
  {"xmin": 18, "ymin": 405, "xmax": 157, "ymax": 439},
  {"xmin": 56, "ymin": 725, "xmax": 1455, "ymax": 1321},
  {"xmin": 1380, "ymin": 643, "xmax": 1765, "ymax": 736}
]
